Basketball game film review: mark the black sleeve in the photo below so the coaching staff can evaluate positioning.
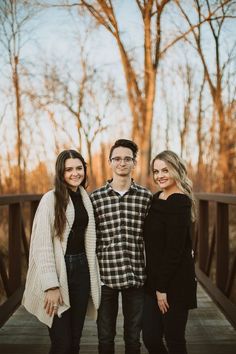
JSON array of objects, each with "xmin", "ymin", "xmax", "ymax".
[{"xmin": 156, "ymin": 201, "xmax": 191, "ymax": 292}]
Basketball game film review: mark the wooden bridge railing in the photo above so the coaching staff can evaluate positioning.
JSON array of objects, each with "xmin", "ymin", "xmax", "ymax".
[
  {"xmin": 0, "ymin": 193, "xmax": 235, "ymax": 328},
  {"xmin": 194, "ymin": 193, "xmax": 236, "ymax": 328},
  {"xmin": 0, "ymin": 194, "xmax": 42, "ymax": 327}
]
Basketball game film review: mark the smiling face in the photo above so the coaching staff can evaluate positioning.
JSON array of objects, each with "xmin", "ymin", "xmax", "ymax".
[
  {"xmin": 109, "ymin": 146, "xmax": 136, "ymax": 178},
  {"xmin": 64, "ymin": 158, "xmax": 85, "ymax": 191},
  {"xmin": 152, "ymin": 159, "xmax": 177, "ymax": 192}
]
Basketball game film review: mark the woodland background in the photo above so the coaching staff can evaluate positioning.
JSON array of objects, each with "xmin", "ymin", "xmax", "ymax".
[{"xmin": 0, "ymin": 0, "xmax": 236, "ymax": 194}]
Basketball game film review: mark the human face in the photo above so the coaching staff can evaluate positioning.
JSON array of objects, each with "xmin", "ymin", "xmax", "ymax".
[
  {"xmin": 64, "ymin": 158, "xmax": 85, "ymax": 191},
  {"xmin": 109, "ymin": 147, "xmax": 136, "ymax": 177},
  {"xmin": 153, "ymin": 159, "xmax": 177, "ymax": 192}
]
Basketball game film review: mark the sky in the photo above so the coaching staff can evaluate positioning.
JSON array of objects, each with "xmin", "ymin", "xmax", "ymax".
[{"xmin": 0, "ymin": 0, "xmax": 235, "ymax": 171}]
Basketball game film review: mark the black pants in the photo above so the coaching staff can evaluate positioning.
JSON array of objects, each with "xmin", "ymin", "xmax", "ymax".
[
  {"xmin": 142, "ymin": 293, "xmax": 189, "ymax": 354},
  {"xmin": 97, "ymin": 285, "xmax": 144, "ymax": 354},
  {"xmin": 48, "ymin": 253, "xmax": 90, "ymax": 354}
]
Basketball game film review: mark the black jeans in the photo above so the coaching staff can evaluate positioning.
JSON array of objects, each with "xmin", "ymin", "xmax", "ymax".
[
  {"xmin": 142, "ymin": 293, "xmax": 189, "ymax": 354},
  {"xmin": 48, "ymin": 253, "xmax": 90, "ymax": 354},
  {"xmin": 97, "ymin": 285, "xmax": 144, "ymax": 354}
]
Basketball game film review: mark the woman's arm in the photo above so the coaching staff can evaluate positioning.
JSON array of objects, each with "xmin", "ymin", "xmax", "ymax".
[{"xmin": 31, "ymin": 192, "xmax": 60, "ymax": 291}]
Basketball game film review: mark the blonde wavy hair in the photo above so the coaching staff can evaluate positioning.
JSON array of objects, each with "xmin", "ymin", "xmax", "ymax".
[{"xmin": 151, "ymin": 150, "xmax": 196, "ymax": 221}]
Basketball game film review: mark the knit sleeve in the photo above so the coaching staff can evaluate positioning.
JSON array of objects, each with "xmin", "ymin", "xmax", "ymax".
[
  {"xmin": 30, "ymin": 192, "xmax": 60, "ymax": 291},
  {"xmin": 89, "ymin": 192, "xmax": 99, "ymax": 226}
]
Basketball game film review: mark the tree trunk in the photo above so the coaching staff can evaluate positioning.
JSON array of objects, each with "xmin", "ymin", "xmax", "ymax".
[{"xmin": 13, "ymin": 55, "xmax": 23, "ymax": 192}]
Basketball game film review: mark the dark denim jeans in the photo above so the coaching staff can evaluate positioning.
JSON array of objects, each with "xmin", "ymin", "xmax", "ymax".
[
  {"xmin": 142, "ymin": 293, "xmax": 189, "ymax": 354},
  {"xmin": 48, "ymin": 253, "xmax": 90, "ymax": 354},
  {"xmin": 97, "ymin": 285, "xmax": 144, "ymax": 354}
]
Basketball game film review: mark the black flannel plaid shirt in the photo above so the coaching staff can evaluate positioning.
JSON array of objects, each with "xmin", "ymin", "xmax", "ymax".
[{"xmin": 90, "ymin": 180, "xmax": 152, "ymax": 289}]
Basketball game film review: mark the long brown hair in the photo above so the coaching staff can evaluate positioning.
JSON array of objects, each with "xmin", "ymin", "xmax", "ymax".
[{"xmin": 54, "ymin": 150, "xmax": 87, "ymax": 239}]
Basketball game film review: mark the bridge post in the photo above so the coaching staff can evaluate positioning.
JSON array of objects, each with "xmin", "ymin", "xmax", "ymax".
[
  {"xmin": 8, "ymin": 203, "xmax": 22, "ymax": 295},
  {"xmin": 216, "ymin": 202, "xmax": 229, "ymax": 292},
  {"xmin": 198, "ymin": 200, "xmax": 209, "ymax": 272},
  {"xmin": 30, "ymin": 200, "xmax": 39, "ymax": 231}
]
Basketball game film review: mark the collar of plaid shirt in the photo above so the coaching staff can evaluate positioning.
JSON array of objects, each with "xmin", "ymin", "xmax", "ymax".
[{"xmin": 106, "ymin": 178, "xmax": 138, "ymax": 195}]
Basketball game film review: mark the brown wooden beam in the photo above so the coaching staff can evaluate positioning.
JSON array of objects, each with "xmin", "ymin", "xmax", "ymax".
[
  {"xmin": 226, "ymin": 254, "xmax": 236, "ymax": 297},
  {"xmin": 8, "ymin": 204, "xmax": 22, "ymax": 295},
  {"xmin": 0, "ymin": 194, "xmax": 42, "ymax": 206},
  {"xmin": 30, "ymin": 200, "xmax": 40, "ymax": 232},
  {"xmin": 205, "ymin": 226, "xmax": 215, "ymax": 276},
  {"xmin": 195, "ymin": 193, "xmax": 236, "ymax": 205},
  {"xmin": 195, "ymin": 265, "xmax": 236, "ymax": 329},
  {"xmin": 0, "ymin": 253, "xmax": 10, "ymax": 297},
  {"xmin": 21, "ymin": 219, "xmax": 29, "ymax": 262},
  {"xmin": 216, "ymin": 203, "xmax": 229, "ymax": 292},
  {"xmin": 198, "ymin": 200, "xmax": 209, "ymax": 272},
  {"xmin": 0, "ymin": 285, "xmax": 24, "ymax": 328}
]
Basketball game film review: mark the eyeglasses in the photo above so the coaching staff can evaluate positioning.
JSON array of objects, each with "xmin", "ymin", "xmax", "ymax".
[{"xmin": 110, "ymin": 156, "xmax": 134, "ymax": 164}]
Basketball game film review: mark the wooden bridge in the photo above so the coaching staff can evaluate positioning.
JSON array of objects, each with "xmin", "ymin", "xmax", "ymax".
[{"xmin": 0, "ymin": 193, "xmax": 236, "ymax": 353}]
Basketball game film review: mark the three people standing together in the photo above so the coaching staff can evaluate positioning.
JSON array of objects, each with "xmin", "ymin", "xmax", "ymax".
[{"xmin": 23, "ymin": 140, "xmax": 197, "ymax": 354}]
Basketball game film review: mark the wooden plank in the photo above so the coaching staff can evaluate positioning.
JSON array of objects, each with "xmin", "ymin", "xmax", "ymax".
[
  {"xmin": 0, "ymin": 286, "xmax": 24, "ymax": 328},
  {"xmin": 0, "ymin": 285, "xmax": 236, "ymax": 354},
  {"xmin": 195, "ymin": 265, "xmax": 236, "ymax": 328}
]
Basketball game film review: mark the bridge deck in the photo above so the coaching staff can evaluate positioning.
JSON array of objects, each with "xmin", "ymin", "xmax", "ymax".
[{"xmin": 0, "ymin": 284, "xmax": 235, "ymax": 354}]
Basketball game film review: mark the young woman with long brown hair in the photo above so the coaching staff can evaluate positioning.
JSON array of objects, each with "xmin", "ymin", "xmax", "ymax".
[{"xmin": 23, "ymin": 150, "xmax": 100, "ymax": 354}]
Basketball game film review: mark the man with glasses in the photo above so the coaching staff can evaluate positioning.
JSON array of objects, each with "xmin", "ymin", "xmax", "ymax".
[{"xmin": 90, "ymin": 139, "xmax": 152, "ymax": 354}]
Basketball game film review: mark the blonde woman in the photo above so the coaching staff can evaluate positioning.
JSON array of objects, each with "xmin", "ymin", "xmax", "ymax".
[
  {"xmin": 23, "ymin": 150, "xmax": 101, "ymax": 354},
  {"xmin": 142, "ymin": 150, "xmax": 197, "ymax": 354}
]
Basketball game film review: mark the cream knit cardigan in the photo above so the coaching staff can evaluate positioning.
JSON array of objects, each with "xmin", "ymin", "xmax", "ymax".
[{"xmin": 22, "ymin": 186, "xmax": 101, "ymax": 328}]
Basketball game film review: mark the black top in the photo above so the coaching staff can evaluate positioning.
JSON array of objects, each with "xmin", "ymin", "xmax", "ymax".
[
  {"xmin": 144, "ymin": 192, "xmax": 197, "ymax": 309},
  {"xmin": 66, "ymin": 188, "xmax": 89, "ymax": 255}
]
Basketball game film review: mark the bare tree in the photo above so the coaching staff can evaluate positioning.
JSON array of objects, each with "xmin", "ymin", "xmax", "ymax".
[
  {"xmin": 60, "ymin": 0, "xmax": 232, "ymax": 184},
  {"xmin": 178, "ymin": 63, "xmax": 194, "ymax": 157},
  {"xmin": 0, "ymin": 0, "xmax": 37, "ymax": 192},
  {"xmin": 29, "ymin": 47, "xmax": 115, "ymax": 185},
  {"xmin": 176, "ymin": 0, "xmax": 236, "ymax": 191},
  {"xmin": 74, "ymin": 0, "xmax": 170, "ymax": 183},
  {"xmin": 196, "ymin": 73, "xmax": 207, "ymax": 191}
]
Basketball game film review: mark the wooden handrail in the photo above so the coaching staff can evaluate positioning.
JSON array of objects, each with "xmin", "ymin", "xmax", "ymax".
[
  {"xmin": 0, "ymin": 192, "xmax": 235, "ymax": 329},
  {"xmin": 0, "ymin": 194, "xmax": 42, "ymax": 327},
  {"xmin": 195, "ymin": 193, "xmax": 236, "ymax": 204},
  {"xmin": 0, "ymin": 194, "xmax": 43, "ymax": 205},
  {"xmin": 194, "ymin": 193, "xmax": 236, "ymax": 328}
]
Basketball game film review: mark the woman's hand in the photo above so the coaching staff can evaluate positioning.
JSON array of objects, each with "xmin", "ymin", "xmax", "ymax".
[
  {"xmin": 156, "ymin": 291, "xmax": 169, "ymax": 314},
  {"xmin": 44, "ymin": 288, "xmax": 63, "ymax": 317}
]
